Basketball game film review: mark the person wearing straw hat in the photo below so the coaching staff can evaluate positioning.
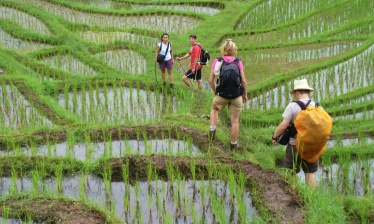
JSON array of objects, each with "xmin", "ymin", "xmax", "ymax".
[{"xmin": 271, "ymin": 79, "xmax": 319, "ymax": 188}]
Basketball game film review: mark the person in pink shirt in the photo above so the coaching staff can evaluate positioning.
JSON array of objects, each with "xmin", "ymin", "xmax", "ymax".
[
  {"xmin": 208, "ymin": 39, "xmax": 248, "ymax": 150},
  {"xmin": 176, "ymin": 34, "xmax": 203, "ymax": 89}
]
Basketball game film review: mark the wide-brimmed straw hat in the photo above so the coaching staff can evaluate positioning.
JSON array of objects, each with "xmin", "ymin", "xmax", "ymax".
[{"xmin": 290, "ymin": 79, "xmax": 314, "ymax": 94}]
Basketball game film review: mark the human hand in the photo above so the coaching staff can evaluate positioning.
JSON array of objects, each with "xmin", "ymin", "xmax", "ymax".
[
  {"xmin": 242, "ymin": 94, "xmax": 248, "ymax": 103},
  {"xmin": 272, "ymin": 139, "xmax": 278, "ymax": 146}
]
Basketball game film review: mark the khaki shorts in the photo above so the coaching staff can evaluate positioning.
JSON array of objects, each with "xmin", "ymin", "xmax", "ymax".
[{"xmin": 212, "ymin": 95, "xmax": 243, "ymax": 113}]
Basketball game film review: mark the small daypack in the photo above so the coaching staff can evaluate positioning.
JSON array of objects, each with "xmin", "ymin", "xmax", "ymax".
[
  {"xmin": 215, "ymin": 57, "xmax": 243, "ymax": 99},
  {"xmin": 197, "ymin": 45, "xmax": 210, "ymax": 65},
  {"xmin": 294, "ymin": 100, "xmax": 333, "ymax": 163},
  {"xmin": 157, "ymin": 42, "xmax": 171, "ymax": 63}
]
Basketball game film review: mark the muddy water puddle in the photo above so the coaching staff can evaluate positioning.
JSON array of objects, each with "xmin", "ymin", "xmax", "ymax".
[
  {"xmin": 58, "ymin": 87, "xmax": 179, "ymax": 124},
  {"xmin": 0, "ymin": 175, "xmax": 257, "ymax": 223},
  {"xmin": 0, "ymin": 139, "xmax": 201, "ymax": 160},
  {"xmin": 247, "ymin": 44, "xmax": 374, "ymax": 110},
  {"xmin": 297, "ymin": 159, "xmax": 374, "ymax": 196}
]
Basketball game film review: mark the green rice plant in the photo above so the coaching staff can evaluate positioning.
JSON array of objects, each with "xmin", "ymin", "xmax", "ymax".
[
  {"xmin": 190, "ymin": 159, "xmax": 196, "ymax": 182},
  {"xmin": 10, "ymin": 165, "xmax": 18, "ymax": 194},
  {"xmin": 210, "ymin": 188, "xmax": 227, "ymax": 224},
  {"xmin": 1, "ymin": 206, "xmax": 11, "ymax": 220},
  {"xmin": 54, "ymin": 161, "xmax": 63, "ymax": 196}
]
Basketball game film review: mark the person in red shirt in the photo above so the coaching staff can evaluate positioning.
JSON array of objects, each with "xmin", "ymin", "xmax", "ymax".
[{"xmin": 176, "ymin": 34, "xmax": 203, "ymax": 89}]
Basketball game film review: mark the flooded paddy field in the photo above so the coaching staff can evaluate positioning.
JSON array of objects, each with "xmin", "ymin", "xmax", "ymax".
[{"xmin": 1, "ymin": 0, "xmax": 373, "ymax": 223}]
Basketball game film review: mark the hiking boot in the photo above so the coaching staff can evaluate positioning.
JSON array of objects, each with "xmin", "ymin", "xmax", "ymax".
[
  {"xmin": 170, "ymin": 83, "xmax": 174, "ymax": 88},
  {"xmin": 230, "ymin": 143, "xmax": 239, "ymax": 150},
  {"xmin": 208, "ymin": 130, "xmax": 216, "ymax": 141}
]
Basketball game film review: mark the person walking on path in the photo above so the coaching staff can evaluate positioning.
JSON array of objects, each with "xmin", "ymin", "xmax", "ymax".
[
  {"xmin": 208, "ymin": 39, "xmax": 248, "ymax": 150},
  {"xmin": 155, "ymin": 33, "xmax": 174, "ymax": 88},
  {"xmin": 176, "ymin": 34, "xmax": 203, "ymax": 89},
  {"xmin": 271, "ymin": 79, "xmax": 320, "ymax": 189}
]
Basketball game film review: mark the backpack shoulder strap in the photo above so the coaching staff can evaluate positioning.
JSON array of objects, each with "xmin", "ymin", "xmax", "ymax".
[
  {"xmin": 165, "ymin": 42, "xmax": 170, "ymax": 53},
  {"xmin": 294, "ymin": 100, "xmax": 308, "ymax": 110}
]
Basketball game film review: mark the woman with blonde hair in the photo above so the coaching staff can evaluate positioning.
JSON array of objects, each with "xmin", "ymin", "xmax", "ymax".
[{"xmin": 208, "ymin": 39, "xmax": 248, "ymax": 150}]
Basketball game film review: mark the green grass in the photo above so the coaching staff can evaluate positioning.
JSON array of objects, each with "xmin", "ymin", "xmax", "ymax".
[{"xmin": 0, "ymin": 0, "xmax": 373, "ymax": 223}]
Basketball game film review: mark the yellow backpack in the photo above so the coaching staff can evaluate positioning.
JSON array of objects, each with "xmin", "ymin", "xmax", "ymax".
[{"xmin": 294, "ymin": 100, "xmax": 333, "ymax": 163}]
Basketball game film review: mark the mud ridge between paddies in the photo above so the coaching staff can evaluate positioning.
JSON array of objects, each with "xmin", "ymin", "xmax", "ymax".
[{"xmin": 98, "ymin": 155, "xmax": 304, "ymax": 223}]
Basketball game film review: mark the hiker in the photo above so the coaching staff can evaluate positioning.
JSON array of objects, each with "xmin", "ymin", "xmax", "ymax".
[
  {"xmin": 271, "ymin": 79, "xmax": 322, "ymax": 189},
  {"xmin": 176, "ymin": 34, "xmax": 203, "ymax": 89},
  {"xmin": 208, "ymin": 39, "xmax": 248, "ymax": 150},
  {"xmin": 155, "ymin": 33, "xmax": 174, "ymax": 88}
]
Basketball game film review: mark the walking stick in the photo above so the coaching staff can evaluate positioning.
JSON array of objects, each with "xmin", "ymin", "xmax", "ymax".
[
  {"xmin": 154, "ymin": 62, "xmax": 158, "ymax": 85},
  {"xmin": 178, "ymin": 60, "xmax": 194, "ymax": 87},
  {"xmin": 178, "ymin": 60, "xmax": 186, "ymax": 74}
]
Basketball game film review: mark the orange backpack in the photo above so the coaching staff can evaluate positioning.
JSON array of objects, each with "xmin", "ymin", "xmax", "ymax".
[{"xmin": 294, "ymin": 100, "xmax": 333, "ymax": 163}]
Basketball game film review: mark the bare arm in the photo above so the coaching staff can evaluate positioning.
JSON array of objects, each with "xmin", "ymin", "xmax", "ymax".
[
  {"xmin": 209, "ymin": 68, "xmax": 216, "ymax": 93},
  {"xmin": 240, "ymin": 70, "xmax": 248, "ymax": 103},
  {"xmin": 176, "ymin": 53, "xmax": 190, "ymax": 60},
  {"xmin": 155, "ymin": 45, "xmax": 161, "ymax": 62}
]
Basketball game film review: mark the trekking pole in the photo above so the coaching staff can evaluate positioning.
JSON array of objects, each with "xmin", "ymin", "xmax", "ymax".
[
  {"xmin": 154, "ymin": 62, "xmax": 158, "ymax": 85},
  {"xmin": 178, "ymin": 61, "xmax": 196, "ymax": 87},
  {"xmin": 178, "ymin": 60, "xmax": 186, "ymax": 74}
]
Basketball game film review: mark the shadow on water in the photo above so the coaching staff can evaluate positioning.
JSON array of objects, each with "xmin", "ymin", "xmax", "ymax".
[{"xmin": 0, "ymin": 175, "xmax": 257, "ymax": 223}]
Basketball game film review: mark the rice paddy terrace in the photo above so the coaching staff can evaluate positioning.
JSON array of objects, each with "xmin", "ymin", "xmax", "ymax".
[{"xmin": 0, "ymin": 0, "xmax": 373, "ymax": 223}]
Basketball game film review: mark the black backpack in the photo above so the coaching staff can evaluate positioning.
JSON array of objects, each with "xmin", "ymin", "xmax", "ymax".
[
  {"xmin": 216, "ymin": 57, "xmax": 243, "ymax": 99},
  {"xmin": 197, "ymin": 45, "xmax": 210, "ymax": 65}
]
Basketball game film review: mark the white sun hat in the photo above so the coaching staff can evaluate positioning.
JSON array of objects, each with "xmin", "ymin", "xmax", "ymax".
[{"xmin": 290, "ymin": 79, "xmax": 314, "ymax": 94}]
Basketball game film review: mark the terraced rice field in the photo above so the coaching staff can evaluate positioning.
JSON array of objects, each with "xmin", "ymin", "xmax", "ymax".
[{"xmin": 0, "ymin": 0, "xmax": 373, "ymax": 223}]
